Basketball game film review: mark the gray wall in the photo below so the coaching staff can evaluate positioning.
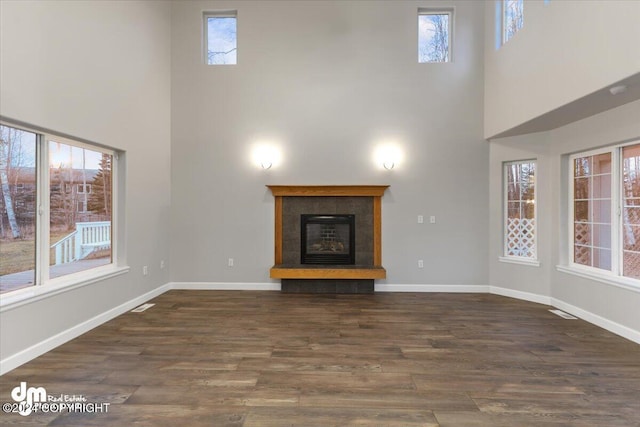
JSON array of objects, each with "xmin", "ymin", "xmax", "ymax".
[
  {"xmin": 0, "ymin": 1, "xmax": 172, "ymax": 361},
  {"xmin": 170, "ymin": 0, "xmax": 489, "ymax": 287},
  {"xmin": 490, "ymin": 100, "xmax": 640, "ymax": 336},
  {"xmin": 485, "ymin": 0, "xmax": 640, "ymax": 340},
  {"xmin": 484, "ymin": 0, "xmax": 640, "ymax": 138},
  {"xmin": 489, "ymin": 132, "xmax": 551, "ymax": 297}
]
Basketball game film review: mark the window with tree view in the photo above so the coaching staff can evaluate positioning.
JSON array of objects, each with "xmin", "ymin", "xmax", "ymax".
[
  {"xmin": 0, "ymin": 126, "xmax": 37, "ymax": 293},
  {"xmin": 504, "ymin": 160, "xmax": 536, "ymax": 259},
  {"xmin": 49, "ymin": 140, "xmax": 113, "ymax": 280},
  {"xmin": 570, "ymin": 142, "xmax": 640, "ymax": 282},
  {"xmin": 0, "ymin": 122, "xmax": 117, "ymax": 297},
  {"xmin": 503, "ymin": 0, "xmax": 523, "ymax": 43},
  {"xmin": 205, "ymin": 12, "xmax": 237, "ymax": 65},
  {"xmin": 418, "ymin": 11, "xmax": 451, "ymax": 63}
]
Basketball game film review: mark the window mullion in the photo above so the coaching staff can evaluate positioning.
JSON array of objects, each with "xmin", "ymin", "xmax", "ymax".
[
  {"xmin": 36, "ymin": 135, "xmax": 50, "ymax": 284},
  {"xmin": 613, "ymin": 148, "xmax": 622, "ymax": 277},
  {"xmin": 569, "ymin": 156, "xmax": 575, "ymax": 266},
  {"xmin": 503, "ymin": 165, "xmax": 509, "ymax": 256}
]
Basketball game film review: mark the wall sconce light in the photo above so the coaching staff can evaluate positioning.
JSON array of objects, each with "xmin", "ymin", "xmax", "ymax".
[
  {"xmin": 374, "ymin": 143, "xmax": 403, "ymax": 171},
  {"xmin": 251, "ymin": 143, "xmax": 282, "ymax": 170}
]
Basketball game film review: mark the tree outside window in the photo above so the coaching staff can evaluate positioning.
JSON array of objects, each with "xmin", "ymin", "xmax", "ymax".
[
  {"xmin": 503, "ymin": 0, "xmax": 524, "ymax": 43},
  {"xmin": 206, "ymin": 13, "xmax": 237, "ymax": 65},
  {"xmin": 419, "ymin": 11, "xmax": 451, "ymax": 63},
  {"xmin": 0, "ymin": 122, "xmax": 116, "ymax": 295},
  {"xmin": 504, "ymin": 160, "xmax": 536, "ymax": 259},
  {"xmin": 569, "ymin": 142, "xmax": 640, "ymax": 281}
]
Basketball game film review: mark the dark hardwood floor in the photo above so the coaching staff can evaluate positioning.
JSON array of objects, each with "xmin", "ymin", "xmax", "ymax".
[{"xmin": 1, "ymin": 290, "xmax": 639, "ymax": 426}]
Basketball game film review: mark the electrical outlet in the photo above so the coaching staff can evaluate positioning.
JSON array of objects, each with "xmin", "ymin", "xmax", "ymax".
[
  {"xmin": 417, "ymin": 215, "xmax": 424, "ymax": 224},
  {"xmin": 143, "ymin": 265, "xmax": 148, "ymax": 276},
  {"xmin": 160, "ymin": 260, "xmax": 165, "ymax": 269},
  {"xmin": 418, "ymin": 260, "xmax": 424, "ymax": 268},
  {"xmin": 228, "ymin": 258, "xmax": 234, "ymax": 267},
  {"xmin": 430, "ymin": 216, "xmax": 436, "ymax": 224}
]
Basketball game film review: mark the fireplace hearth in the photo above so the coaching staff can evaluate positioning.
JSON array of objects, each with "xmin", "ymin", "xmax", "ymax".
[{"xmin": 301, "ymin": 214, "xmax": 355, "ymax": 265}]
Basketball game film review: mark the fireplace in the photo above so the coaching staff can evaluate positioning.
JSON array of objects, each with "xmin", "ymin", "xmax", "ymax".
[
  {"xmin": 267, "ymin": 185, "xmax": 388, "ymax": 293},
  {"xmin": 301, "ymin": 214, "xmax": 355, "ymax": 265}
]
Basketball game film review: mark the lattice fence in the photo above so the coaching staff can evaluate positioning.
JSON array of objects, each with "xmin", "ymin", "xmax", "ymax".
[
  {"xmin": 506, "ymin": 218, "xmax": 535, "ymax": 257},
  {"xmin": 573, "ymin": 222, "xmax": 591, "ymax": 265}
]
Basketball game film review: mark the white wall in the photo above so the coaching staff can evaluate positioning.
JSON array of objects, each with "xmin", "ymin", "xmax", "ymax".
[
  {"xmin": 170, "ymin": 0, "xmax": 489, "ymax": 288},
  {"xmin": 0, "ymin": 1, "xmax": 172, "ymax": 364},
  {"xmin": 484, "ymin": 0, "xmax": 640, "ymax": 139},
  {"xmin": 490, "ymin": 100, "xmax": 640, "ymax": 340}
]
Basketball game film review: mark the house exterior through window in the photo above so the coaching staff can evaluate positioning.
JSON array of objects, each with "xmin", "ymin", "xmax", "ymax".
[{"xmin": 0, "ymin": 121, "xmax": 119, "ymax": 300}]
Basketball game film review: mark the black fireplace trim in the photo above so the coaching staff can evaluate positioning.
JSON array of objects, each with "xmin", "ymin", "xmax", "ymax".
[{"xmin": 301, "ymin": 214, "xmax": 356, "ymax": 265}]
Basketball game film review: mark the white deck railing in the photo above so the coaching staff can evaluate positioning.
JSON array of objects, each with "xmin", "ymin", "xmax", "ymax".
[{"xmin": 51, "ymin": 221, "xmax": 111, "ymax": 265}]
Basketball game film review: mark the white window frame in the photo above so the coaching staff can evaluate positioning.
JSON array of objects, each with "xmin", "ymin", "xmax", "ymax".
[
  {"xmin": 568, "ymin": 147, "xmax": 616, "ymax": 275},
  {"xmin": 418, "ymin": 8, "xmax": 453, "ymax": 63},
  {"xmin": 0, "ymin": 121, "xmax": 128, "ymax": 310},
  {"xmin": 564, "ymin": 141, "xmax": 640, "ymax": 292},
  {"xmin": 500, "ymin": 159, "xmax": 539, "ymax": 267},
  {"xmin": 203, "ymin": 11, "xmax": 238, "ymax": 65}
]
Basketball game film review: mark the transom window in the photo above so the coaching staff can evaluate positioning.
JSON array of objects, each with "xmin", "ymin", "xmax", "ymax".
[
  {"xmin": 418, "ymin": 9, "xmax": 452, "ymax": 63},
  {"xmin": 504, "ymin": 160, "xmax": 537, "ymax": 260},
  {"xmin": 569, "ymin": 141, "xmax": 640, "ymax": 280},
  {"xmin": 503, "ymin": 0, "xmax": 523, "ymax": 44},
  {"xmin": 204, "ymin": 11, "xmax": 237, "ymax": 65}
]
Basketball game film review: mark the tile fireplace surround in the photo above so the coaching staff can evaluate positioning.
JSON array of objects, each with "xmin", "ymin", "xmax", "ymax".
[{"xmin": 267, "ymin": 186, "xmax": 389, "ymax": 284}]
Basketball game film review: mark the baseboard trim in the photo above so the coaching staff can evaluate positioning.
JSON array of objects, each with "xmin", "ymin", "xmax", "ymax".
[
  {"xmin": 490, "ymin": 286, "xmax": 551, "ymax": 305},
  {"xmin": 551, "ymin": 297, "xmax": 640, "ymax": 345},
  {"xmin": 0, "ymin": 283, "xmax": 171, "ymax": 375},
  {"xmin": 169, "ymin": 282, "xmax": 281, "ymax": 291},
  {"xmin": 375, "ymin": 284, "xmax": 489, "ymax": 293}
]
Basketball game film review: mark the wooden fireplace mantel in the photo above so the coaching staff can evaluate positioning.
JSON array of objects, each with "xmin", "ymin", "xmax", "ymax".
[
  {"xmin": 267, "ymin": 185, "xmax": 389, "ymax": 280},
  {"xmin": 267, "ymin": 185, "xmax": 388, "ymax": 197}
]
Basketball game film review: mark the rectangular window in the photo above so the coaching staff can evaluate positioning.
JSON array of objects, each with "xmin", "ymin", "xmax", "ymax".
[
  {"xmin": 76, "ymin": 184, "xmax": 91, "ymax": 194},
  {"xmin": 572, "ymin": 153, "xmax": 612, "ymax": 270},
  {"xmin": 503, "ymin": 0, "xmax": 524, "ymax": 43},
  {"xmin": 0, "ymin": 121, "xmax": 119, "ymax": 298},
  {"xmin": 0, "ymin": 125, "xmax": 37, "ymax": 292},
  {"xmin": 569, "ymin": 141, "xmax": 640, "ymax": 282},
  {"xmin": 418, "ymin": 10, "xmax": 452, "ymax": 63},
  {"xmin": 204, "ymin": 11, "xmax": 237, "ymax": 65},
  {"xmin": 504, "ymin": 160, "xmax": 536, "ymax": 259}
]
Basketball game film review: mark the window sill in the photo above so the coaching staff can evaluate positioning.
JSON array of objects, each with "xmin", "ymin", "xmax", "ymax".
[
  {"xmin": 555, "ymin": 265, "xmax": 640, "ymax": 294},
  {"xmin": 0, "ymin": 265, "xmax": 130, "ymax": 312},
  {"xmin": 498, "ymin": 256, "xmax": 540, "ymax": 267}
]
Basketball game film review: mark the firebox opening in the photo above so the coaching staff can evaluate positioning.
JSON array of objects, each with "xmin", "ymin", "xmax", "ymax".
[{"xmin": 301, "ymin": 214, "xmax": 355, "ymax": 265}]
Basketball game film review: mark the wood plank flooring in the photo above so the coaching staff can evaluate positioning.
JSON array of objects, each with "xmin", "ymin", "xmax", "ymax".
[{"xmin": 1, "ymin": 291, "xmax": 639, "ymax": 426}]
